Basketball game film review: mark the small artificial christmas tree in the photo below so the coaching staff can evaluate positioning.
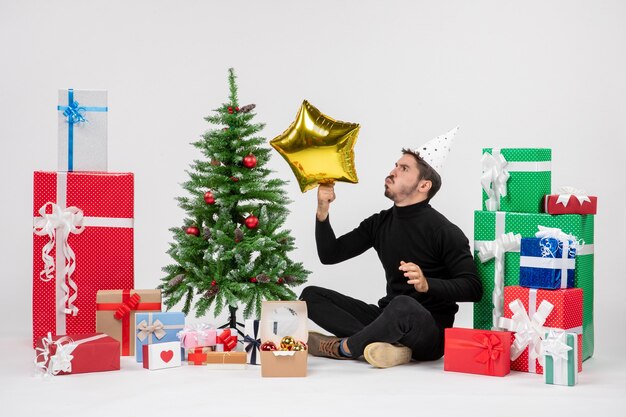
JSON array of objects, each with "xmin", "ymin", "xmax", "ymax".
[{"xmin": 159, "ymin": 68, "xmax": 310, "ymax": 323}]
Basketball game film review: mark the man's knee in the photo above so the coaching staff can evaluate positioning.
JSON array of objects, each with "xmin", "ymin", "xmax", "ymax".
[
  {"xmin": 299, "ymin": 285, "xmax": 324, "ymax": 303},
  {"xmin": 385, "ymin": 296, "xmax": 429, "ymax": 322}
]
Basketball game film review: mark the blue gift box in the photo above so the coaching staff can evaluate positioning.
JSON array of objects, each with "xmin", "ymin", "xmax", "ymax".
[
  {"xmin": 135, "ymin": 312, "xmax": 185, "ymax": 362},
  {"xmin": 519, "ymin": 237, "xmax": 576, "ymax": 289}
]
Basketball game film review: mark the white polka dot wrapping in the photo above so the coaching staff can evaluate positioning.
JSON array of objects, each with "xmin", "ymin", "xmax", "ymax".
[
  {"xmin": 503, "ymin": 286, "xmax": 583, "ymax": 374},
  {"xmin": 32, "ymin": 171, "xmax": 135, "ymax": 348}
]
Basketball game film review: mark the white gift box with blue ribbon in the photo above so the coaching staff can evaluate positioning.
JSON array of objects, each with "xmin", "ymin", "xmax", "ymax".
[
  {"xmin": 519, "ymin": 226, "xmax": 579, "ymax": 290},
  {"xmin": 57, "ymin": 89, "xmax": 108, "ymax": 172}
]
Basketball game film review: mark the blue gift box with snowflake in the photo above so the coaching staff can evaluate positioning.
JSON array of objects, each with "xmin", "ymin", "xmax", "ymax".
[{"xmin": 519, "ymin": 236, "xmax": 577, "ymax": 290}]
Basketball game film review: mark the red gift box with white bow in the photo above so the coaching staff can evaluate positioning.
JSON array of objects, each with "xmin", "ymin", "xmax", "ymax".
[
  {"xmin": 543, "ymin": 187, "xmax": 597, "ymax": 215},
  {"xmin": 32, "ymin": 171, "xmax": 134, "ymax": 347},
  {"xmin": 35, "ymin": 332, "xmax": 120, "ymax": 375},
  {"xmin": 499, "ymin": 286, "xmax": 583, "ymax": 374},
  {"xmin": 444, "ymin": 328, "xmax": 512, "ymax": 377}
]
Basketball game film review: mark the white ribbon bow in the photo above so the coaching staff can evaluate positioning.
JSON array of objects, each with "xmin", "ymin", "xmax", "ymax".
[
  {"xmin": 535, "ymin": 225, "xmax": 583, "ymax": 257},
  {"xmin": 498, "ymin": 298, "xmax": 553, "ymax": 367},
  {"xmin": 542, "ymin": 329, "xmax": 572, "ymax": 362},
  {"xmin": 476, "ymin": 232, "xmax": 521, "ymax": 329},
  {"xmin": 136, "ymin": 319, "xmax": 166, "ymax": 342},
  {"xmin": 33, "ymin": 202, "xmax": 85, "ymax": 315},
  {"xmin": 481, "ymin": 151, "xmax": 510, "ymax": 211},
  {"xmin": 556, "ymin": 186, "xmax": 591, "ymax": 207},
  {"xmin": 34, "ymin": 333, "xmax": 77, "ymax": 376},
  {"xmin": 177, "ymin": 323, "xmax": 213, "ymax": 343}
]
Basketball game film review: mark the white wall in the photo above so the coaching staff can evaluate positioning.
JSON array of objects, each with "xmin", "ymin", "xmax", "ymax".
[{"xmin": 1, "ymin": 0, "xmax": 624, "ymax": 355}]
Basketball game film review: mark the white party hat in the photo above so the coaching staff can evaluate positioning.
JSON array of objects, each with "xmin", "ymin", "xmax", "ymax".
[{"xmin": 418, "ymin": 127, "xmax": 458, "ymax": 174}]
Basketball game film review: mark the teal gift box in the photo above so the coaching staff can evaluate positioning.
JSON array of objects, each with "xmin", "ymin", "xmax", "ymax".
[
  {"xmin": 543, "ymin": 331, "xmax": 579, "ymax": 386},
  {"xmin": 473, "ymin": 210, "xmax": 594, "ymax": 360},
  {"xmin": 135, "ymin": 312, "xmax": 185, "ymax": 362},
  {"xmin": 481, "ymin": 148, "xmax": 551, "ymax": 213}
]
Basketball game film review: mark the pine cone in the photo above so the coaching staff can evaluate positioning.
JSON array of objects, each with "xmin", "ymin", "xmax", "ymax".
[
  {"xmin": 234, "ymin": 228, "xmax": 244, "ymax": 243},
  {"xmin": 203, "ymin": 227, "xmax": 212, "ymax": 240},
  {"xmin": 256, "ymin": 273, "xmax": 270, "ymax": 283},
  {"xmin": 284, "ymin": 275, "xmax": 296, "ymax": 284},
  {"xmin": 168, "ymin": 274, "xmax": 185, "ymax": 287},
  {"xmin": 240, "ymin": 104, "xmax": 256, "ymax": 113},
  {"xmin": 203, "ymin": 287, "xmax": 219, "ymax": 299}
]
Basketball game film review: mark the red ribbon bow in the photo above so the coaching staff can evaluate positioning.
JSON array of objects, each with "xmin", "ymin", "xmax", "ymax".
[
  {"xmin": 472, "ymin": 333, "xmax": 503, "ymax": 374},
  {"xmin": 216, "ymin": 329, "xmax": 237, "ymax": 351},
  {"xmin": 113, "ymin": 293, "xmax": 141, "ymax": 320}
]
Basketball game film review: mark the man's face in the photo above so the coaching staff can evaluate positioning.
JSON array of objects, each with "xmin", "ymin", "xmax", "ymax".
[{"xmin": 384, "ymin": 154, "xmax": 423, "ymax": 203}]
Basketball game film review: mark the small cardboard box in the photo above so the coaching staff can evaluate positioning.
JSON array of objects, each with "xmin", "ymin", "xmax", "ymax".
[
  {"xmin": 260, "ymin": 301, "xmax": 308, "ymax": 377},
  {"xmin": 204, "ymin": 351, "xmax": 247, "ymax": 370}
]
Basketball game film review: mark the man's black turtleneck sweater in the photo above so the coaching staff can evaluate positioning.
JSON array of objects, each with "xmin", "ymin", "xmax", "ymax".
[{"xmin": 315, "ymin": 200, "xmax": 482, "ymax": 329}]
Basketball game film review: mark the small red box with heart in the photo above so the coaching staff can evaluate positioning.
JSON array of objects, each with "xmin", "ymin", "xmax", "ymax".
[{"xmin": 142, "ymin": 341, "xmax": 181, "ymax": 370}]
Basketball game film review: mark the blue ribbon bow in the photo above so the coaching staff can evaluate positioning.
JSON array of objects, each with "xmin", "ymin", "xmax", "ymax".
[{"xmin": 57, "ymin": 89, "xmax": 107, "ymax": 171}]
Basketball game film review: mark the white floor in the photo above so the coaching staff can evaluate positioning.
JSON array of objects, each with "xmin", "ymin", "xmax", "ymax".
[{"xmin": 1, "ymin": 335, "xmax": 625, "ymax": 416}]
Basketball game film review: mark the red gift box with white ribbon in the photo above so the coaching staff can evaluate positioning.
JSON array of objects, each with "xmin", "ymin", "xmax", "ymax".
[
  {"xmin": 499, "ymin": 286, "xmax": 583, "ymax": 374},
  {"xmin": 35, "ymin": 332, "xmax": 120, "ymax": 376},
  {"xmin": 32, "ymin": 171, "xmax": 134, "ymax": 347},
  {"xmin": 543, "ymin": 187, "xmax": 597, "ymax": 215}
]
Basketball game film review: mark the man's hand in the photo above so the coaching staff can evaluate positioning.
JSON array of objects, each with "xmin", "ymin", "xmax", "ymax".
[
  {"xmin": 399, "ymin": 260, "xmax": 429, "ymax": 293},
  {"xmin": 316, "ymin": 183, "xmax": 336, "ymax": 221}
]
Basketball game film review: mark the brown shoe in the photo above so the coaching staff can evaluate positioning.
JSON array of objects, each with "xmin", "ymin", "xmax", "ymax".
[
  {"xmin": 364, "ymin": 342, "xmax": 412, "ymax": 368},
  {"xmin": 307, "ymin": 331, "xmax": 348, "ymax": 359}
]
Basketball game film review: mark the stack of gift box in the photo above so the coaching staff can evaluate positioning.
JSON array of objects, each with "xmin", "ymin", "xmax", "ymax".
[
  {"xmin": 182, "ymin": 325, "xmax": 246, "ymax": 369},
  {"xmin": 444, "ymin": 148, "xmax": 597, "ymax": 386},
  {"xmin": 32, "ymin": 89, "xmax": 245, "ymax": 375}
]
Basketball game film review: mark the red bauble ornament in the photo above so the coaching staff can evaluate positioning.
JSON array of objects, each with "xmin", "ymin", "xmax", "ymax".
[
  {"xmin": 277, "ymin": 277, "xmax": 284, "ymax": 285},
  {"xmin": 185, "ymin": 226, "xmax": 200, "ymax": 236},
  {"xmin": 228, "ymin": 106, "xmax": 233, "ymax": 114},
  {"xmin": 245, "ymin": 215, "xmax": 259, "ymax": 229},
  {"xmin": 249, "ymin": 277, "xmax": 258, "ymax": 283},
  {"xmin": 261, "ymin": 341, "xmax": 277, "ymax": 351},
  {"xmin": 211, "ymin": 280, "xmax": 217, "ymax": 286},
  {"xmin": 235, "ymin": 107, "xmax": 239, "ymax": 112},
  {"xmin": 204, "ymin": 191, "xmax": 215, "ymax": 204},
  {"xmin": 242, "ymin": 154, "xmax": 257, "ymax": 169}
]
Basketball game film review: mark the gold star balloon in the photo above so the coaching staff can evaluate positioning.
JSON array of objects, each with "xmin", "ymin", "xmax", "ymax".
[{"xmin": 270, "ymin": 100, "xmax": 360, "ymax": 192}]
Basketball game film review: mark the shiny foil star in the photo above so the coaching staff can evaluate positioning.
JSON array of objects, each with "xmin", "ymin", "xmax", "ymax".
[{"xmin": 270, "ymin": 100, "xmax": 360, "ymax": 192}]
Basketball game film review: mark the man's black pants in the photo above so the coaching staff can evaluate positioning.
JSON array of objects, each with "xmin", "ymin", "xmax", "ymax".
[{"xmin": 300, "ymin": 286, "xmax": 445, "ymax": 360}]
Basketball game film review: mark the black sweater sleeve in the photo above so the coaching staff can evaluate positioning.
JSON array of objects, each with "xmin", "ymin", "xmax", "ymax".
[
  {"xmin": 315, "ymin": 215, "xmax": 374, "ymax": 264},
  {"xmin": 426, "ymin": 224, "xmax": 483, "ymax": 302}
]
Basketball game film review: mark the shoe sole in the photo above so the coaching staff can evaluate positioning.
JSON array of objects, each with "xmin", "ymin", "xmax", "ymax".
[{"xmin": 364, "ymin": 342, "xmax": 412, "ymax": 368}]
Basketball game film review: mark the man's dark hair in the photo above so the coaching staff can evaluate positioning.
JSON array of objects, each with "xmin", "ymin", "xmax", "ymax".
[{"xmin": 401, "ymin": 148, "xmax": 442, "ymax": 200}]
